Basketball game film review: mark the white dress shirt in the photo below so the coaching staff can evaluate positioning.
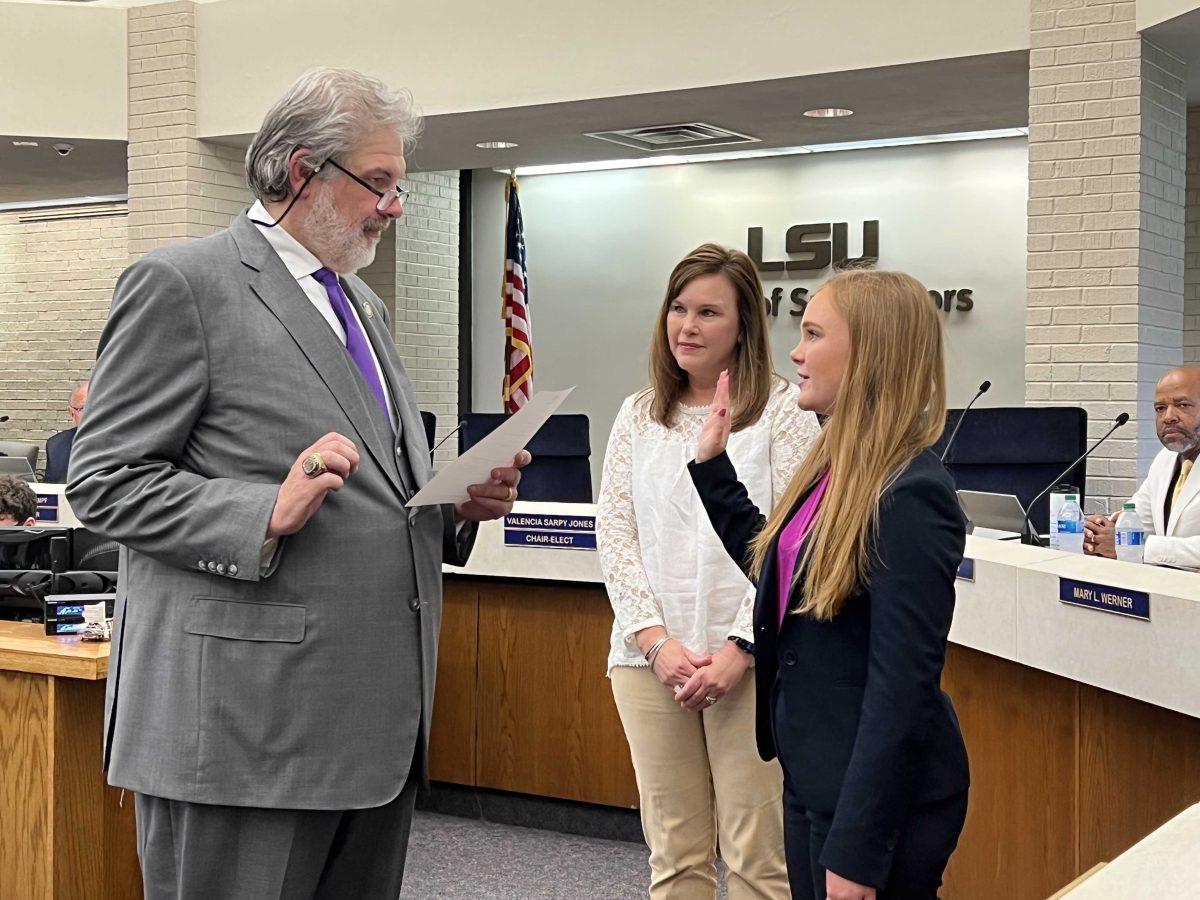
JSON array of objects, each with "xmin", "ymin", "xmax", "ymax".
[
  {"xmin": 597, "ymin": 383, "xmax": 820, "ymax": 673},
  {"xmin": 249, "ymin": 200, "xmax": 396, "ymax": 427}
]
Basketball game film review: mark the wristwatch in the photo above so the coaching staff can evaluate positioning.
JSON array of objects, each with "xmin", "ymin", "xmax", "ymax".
[{"xmin": 728, "ymin": 636, "xmax": 754, "ymax": 655}]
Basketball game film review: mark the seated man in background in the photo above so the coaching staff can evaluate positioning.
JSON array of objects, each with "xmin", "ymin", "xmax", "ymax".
[
  {"xmin": 1084, "ymin": 365, "xmax": 1200, "ymax": 567},
  {"xmin": 0, "ymin": 475, "xmax": 38, "ymax": 526},
  {"xmin": 44, "ymin": 380, "xmax": 88, "ymax": 483}
]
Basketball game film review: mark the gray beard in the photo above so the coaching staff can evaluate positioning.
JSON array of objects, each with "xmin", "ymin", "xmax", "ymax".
[
  {"xmin": 304, "ymin": 186, "xmax": 381, "ymax": 273},
  {"xmin": 1162, "ymin": 434, "xmax": 1200, "ymax": 454}
]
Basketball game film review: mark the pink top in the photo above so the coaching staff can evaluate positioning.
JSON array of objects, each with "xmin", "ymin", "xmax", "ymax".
[{"xmin": 776, "ymin": 470, "xmax": 831, "ymax": 625}]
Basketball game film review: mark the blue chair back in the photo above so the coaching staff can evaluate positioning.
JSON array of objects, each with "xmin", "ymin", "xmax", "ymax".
[
  {"xmin": 931, "ymin": 406, "xmax": 1088, "ymax": 531},
  {"xmin": 461, "ymin": 413, "xmax": 592, "ymax": 502}
]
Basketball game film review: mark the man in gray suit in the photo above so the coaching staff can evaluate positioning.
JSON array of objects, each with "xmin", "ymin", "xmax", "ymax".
[{"xmin": 68, "ymin": 68, "xmax": 528, "ymax": 898}]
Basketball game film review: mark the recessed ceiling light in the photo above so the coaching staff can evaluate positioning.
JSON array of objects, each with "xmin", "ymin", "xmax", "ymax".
[
  {"xmin": 476, "ymin": 140, "xmax": 519, "ymax": 150},
  {"xmin": 803, "ymin": 107, "xmax": 854, "ymax": 118},
  {"xmin": 12, "ymin": 140, "xmax": 39, "ymax": 147}
]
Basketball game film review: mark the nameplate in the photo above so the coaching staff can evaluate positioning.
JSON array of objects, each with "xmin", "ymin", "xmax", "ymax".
[
  {"xmin": 503, "ymin": 513, "xmax": 595, "ymax": 532},
  {"xmin": 956, "ymin": 558, "xmax": 975, "ymax": 582},
  {"xmin": 503, "ymin": 529, "xmax": 597, "ymax": 550},
  {"xmin": 36, "ymin": 492, "xmax": 59, "ymax": 523},
  {"xmin": 1059, "ymin": 578, "xmax": 1150, "ymax": 621}
]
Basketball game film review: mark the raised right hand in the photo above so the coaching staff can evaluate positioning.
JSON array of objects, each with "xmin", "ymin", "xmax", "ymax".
[
  {"xmin": 267, "ymin": 432, "xmax": 360, "ymax": 538},
  {"xmin": 695, "ymin": 369, "xmax": 732, "ymax": 464}
]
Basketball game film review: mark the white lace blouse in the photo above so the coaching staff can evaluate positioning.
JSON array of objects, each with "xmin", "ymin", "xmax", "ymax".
[{"xmin": 597, "ymin": 382, "xmax": 820, "ymax": 673}]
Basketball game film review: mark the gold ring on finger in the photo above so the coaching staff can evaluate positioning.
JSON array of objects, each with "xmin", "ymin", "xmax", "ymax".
[{"xmin": 302, "ymin": 451, "xmax": 328, "ymax": 478}]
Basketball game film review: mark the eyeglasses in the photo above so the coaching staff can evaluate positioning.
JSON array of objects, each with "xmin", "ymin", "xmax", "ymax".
[
  {"xmin": 320, "ymin": 159, "xmax": 409, "ymax": 212},
  {"xmin": 250, "ymin": 154, "xmax": 410, "ymax": 229}
]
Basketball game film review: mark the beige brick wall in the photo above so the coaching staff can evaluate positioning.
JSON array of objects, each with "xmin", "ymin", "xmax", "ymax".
[
  {"xmin": 127, "ymin": 1, "xmax": 251, "ymax": 257},
  {"xmin": 1027, "ymin": 1, "xmax": 1187, "ymax": 514},
  {"xmin": 0, "ymin": 205, "xmax": 128, "ymax": 458},
  {"xmin": 1186, "ymin": 107, "xmax": 1200, "ymax": 365},
  {"xmin": 395, "ymin": 171, "xmax": 460, "ymax": 465}
]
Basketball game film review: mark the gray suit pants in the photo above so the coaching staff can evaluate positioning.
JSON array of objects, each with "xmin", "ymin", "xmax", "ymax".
[{"xmin": 135, "ymin": 774, "xmax": 419, "ymax": 900}]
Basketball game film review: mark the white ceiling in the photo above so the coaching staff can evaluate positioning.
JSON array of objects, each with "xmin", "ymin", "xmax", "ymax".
[{"xmin": 7, "ymin": 41, "xmax": 1200, "ymax": 206}]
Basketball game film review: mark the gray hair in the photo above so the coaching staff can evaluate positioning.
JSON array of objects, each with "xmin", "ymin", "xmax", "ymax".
[{"xmin": 246, "ymin": 67, "xmax": 423, "ymax": 202}]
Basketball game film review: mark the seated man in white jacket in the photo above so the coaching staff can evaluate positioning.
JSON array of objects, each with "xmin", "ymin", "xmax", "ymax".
[{"xmin": 1084, "ymin": 365, "xmax": 1200, "ymax": 567}]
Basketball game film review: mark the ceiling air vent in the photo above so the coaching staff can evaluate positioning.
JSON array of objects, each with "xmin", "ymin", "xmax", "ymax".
[{"xmin": 585, "ymin": 122, "xmax": 759, "ymax": 153}]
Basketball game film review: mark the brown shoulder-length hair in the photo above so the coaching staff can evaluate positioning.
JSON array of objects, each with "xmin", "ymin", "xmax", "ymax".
[
  {"xmin": 748, "ymin": 269, "xmax": 947, "ymax": 621},
  {"xmin": 647, "ymin": 243, "xmax": 777, "ymax": 430}
]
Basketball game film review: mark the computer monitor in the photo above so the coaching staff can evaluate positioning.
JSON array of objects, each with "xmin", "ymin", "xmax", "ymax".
[
  {"xmin": 956, "ymin": 490, "xmax": 1029, "ymax": 535},
  {"xmin": 0, "ymin": 456, "xmax": 37, "ymax": 482}
]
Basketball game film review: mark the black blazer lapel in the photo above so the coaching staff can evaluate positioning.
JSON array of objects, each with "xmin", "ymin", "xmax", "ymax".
[{"xmin": 229, "ymin": 215, "xmax": 407, "ymax": 500}]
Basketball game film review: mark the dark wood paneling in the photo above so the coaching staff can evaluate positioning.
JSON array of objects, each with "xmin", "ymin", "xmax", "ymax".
[
  {"xmin": 0, "ymin": 670, "xmax": 51, "ymax": 900},
  {"xmin": 476, "ymin": 581, "xmax": 638, "ymax": 808},
  {"xmin": 103, "ymin": 784, "xmax": 141, "ymax": 900},
  {"xmin": 53, "ymin": 678, "xmax": 141, "ymax": 900},
  {"xmin": 941, "ymin": 645, "xmax": 1078, "ymax": 900},
  {"xmin": 1077, "ymin": 684, "xmax": 1200, "ymax": 869},
  {"xmin": 53, "ymin": 677, "xmax": 104, "ymax": 900},
  {"xmin": 429, "ymin": 581, "xmax": 479, "ymax": 785}
]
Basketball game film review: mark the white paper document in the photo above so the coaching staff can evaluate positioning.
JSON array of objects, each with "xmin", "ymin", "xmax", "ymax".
[{"xmin": 406, "ymin": 388, "xmax": 575, "ymax": 507}]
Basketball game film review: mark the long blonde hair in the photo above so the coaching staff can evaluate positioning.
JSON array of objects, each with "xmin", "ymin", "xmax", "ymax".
[
  {"xmin": 749, "ymin": 269, "xmax": 947, "ymax": 621},
  {"xmin": 647, "ymin": 243, "xmax": 777, "ymax": 430}
]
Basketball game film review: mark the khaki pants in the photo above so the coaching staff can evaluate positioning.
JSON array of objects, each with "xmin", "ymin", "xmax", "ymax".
[{"xmin": 611, "ymin": 665, "xmax": 789, "ymax": 900}]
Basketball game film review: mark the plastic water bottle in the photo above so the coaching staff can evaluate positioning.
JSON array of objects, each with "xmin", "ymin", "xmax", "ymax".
[
  {"xmin": 1056, "ymin": 494, "xmax": 1085, "ymax": 554},
  {"xmin": 1115, "ymin": 502, "xmax": 1146, "ymax": 564},
  {"xmin": 1048, "ymin": 483, "xmax": 1079, "ymax": 550}
]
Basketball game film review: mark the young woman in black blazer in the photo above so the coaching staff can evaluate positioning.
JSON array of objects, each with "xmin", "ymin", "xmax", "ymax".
[{"xmin": 684, "ymin": 269, "xmax": 969, "ymax": 899}]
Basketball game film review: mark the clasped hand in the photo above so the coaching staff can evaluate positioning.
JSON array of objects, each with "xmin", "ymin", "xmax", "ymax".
[
  {"xmin": 1083, "ymin": 511, "xmax": 1118, "ymax": 557},
  {"xmin": 645, "ymin": 633, "xmax": 749, "ymax": 712}
]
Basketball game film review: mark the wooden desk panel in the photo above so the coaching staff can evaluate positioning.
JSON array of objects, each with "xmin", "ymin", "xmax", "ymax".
[
  {"xmin": 0, "ymin": 671, "xmax": 140, "ymax": 900},
  {"xmin": 0, "ymin": 670, "xmax": 52, "ymax": 899},
  {"xmin": 0, "ymin": 625, "xmax": 140, "ymax": 900},
  {"xmin": 429, "ymin": 582, "xmax": 478, "ymax": 785},
  {"xmin": 475, "ymin": 581, "xmax": 638, "ymax": 808},
  {"xmin": 941, "ymin": 645, "xmax": 1078, "ymax": 900},
  {"xmin": 1077, "ymin": 684, "xmax": 1200, "ymax": 870}
]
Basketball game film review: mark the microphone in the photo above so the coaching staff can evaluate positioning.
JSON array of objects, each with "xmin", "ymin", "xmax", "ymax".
[
  {"xmin": 430, "ymin": 420, "xmax": 467, "ymax": 460},
  {"xmin": 1020, "ymin": 412, "xmax": 1131, "ymax": 546},
  {"xmin": 0, "ymin": 415, "xmax": 8, "ymax": 422},
  {"xmin": 940, "ymin": 380, "xmax": 991, "ymax": 463}
]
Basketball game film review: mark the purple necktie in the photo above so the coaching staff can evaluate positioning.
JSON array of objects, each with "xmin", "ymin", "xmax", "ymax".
[{"xmin": 312, "ymin": 267, "xmax": 391, "ymax": 425}]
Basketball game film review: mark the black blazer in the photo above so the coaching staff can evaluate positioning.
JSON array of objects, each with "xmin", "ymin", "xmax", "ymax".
[
  {"xmin": 44, "ymin": 427, "xmax": 76, "ymax": 483},
  {"xmin": 688, "ymin": 448, "xmax": 969, "ymax": 888}
]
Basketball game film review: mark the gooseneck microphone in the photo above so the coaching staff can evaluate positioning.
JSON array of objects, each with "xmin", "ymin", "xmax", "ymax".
[
  {"xmin": 1020, "ymin": 412, "xmax": 1131, "ymax": 546},
  {"xmin": 429, "ymin": 420, "xmax": 468, "ymax": 460},
  {"xmin": 940, "ymin": 380, "xmax": 991, "ymax": 463}
]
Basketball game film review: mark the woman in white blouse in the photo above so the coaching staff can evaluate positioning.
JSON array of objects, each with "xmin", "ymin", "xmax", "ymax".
[{"xmin": 598, "ymin": 243, "xmax": 819, "ymax": 899}]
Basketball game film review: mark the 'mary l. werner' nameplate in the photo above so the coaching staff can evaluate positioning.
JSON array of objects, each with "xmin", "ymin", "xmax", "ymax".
[{"xmin": 1059, "ymin": 577, "xmax": 1150, "ymax": 621}]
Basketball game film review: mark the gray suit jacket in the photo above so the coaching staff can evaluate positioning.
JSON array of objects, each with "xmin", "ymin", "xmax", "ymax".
[{"xmin": 67, "ymin": 212, "xmax": 473, "ymax": 810}]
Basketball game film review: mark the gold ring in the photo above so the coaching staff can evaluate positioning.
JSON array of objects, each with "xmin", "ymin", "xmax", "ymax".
[{"xmin": 302, "ymin": 451, "xmax": 328, "ymax": 478}]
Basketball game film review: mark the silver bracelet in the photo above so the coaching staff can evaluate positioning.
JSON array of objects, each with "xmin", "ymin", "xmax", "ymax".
[{"xmin": 645, "ymin": 635, "xmax": 669, "ymax": 666}]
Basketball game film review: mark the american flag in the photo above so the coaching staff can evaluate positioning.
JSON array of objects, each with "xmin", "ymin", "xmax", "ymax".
[{"xmin": 501, "ymin": 174, "xmax": 533, "ymax": 412}]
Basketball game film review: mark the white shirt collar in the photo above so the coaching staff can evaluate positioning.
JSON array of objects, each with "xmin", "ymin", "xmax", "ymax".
[{"xmin": 249, "ymin": 200, "xmax": 325, "ymax": 281}]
